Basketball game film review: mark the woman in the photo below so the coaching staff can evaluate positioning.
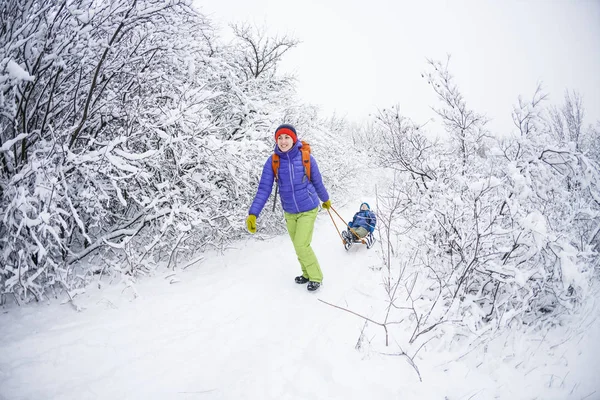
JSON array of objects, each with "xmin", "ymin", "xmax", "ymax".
[{"xmin": 246, "ymin": 124, "xmax": 331, "ymax": 292}]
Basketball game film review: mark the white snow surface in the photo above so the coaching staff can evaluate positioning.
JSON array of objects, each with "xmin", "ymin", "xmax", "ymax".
[
  {"xmin": 1, "ymin": 202, "xmax": 599, "ymax": 400},
  {"xmin": 5, "ymin": 60, "xmax": 34, "ymax": 82}
]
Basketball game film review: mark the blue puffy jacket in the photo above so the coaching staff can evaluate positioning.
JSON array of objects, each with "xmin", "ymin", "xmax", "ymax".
[
  {"xmin": 249, "ymin": 141, "xmax": 329, "ymax": 216},
  {"xmin": 348, "ymin": 202, "xmax": 377, "ymax": 233}
]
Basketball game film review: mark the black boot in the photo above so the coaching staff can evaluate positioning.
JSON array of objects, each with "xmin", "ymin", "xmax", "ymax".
[
  {"xmin": 307, "ymin": 281, "xmax": 321, "ymax": 291},
  {"xmin": 342, "ymin": 230, "xmax": 350, "ymax": 242},
  {"xmin": 295, "ymin": 275, "xmax": 309, "ymax": 284},
  {"xmin": 342, "ymin": 230, "xmax": 353, "ymax": 250}
]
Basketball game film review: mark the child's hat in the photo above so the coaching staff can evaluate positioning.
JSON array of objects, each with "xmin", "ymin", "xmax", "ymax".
[
  {"xmin": 360, "ymin": 202, "xmax": 371, "ymax": 210},
  {"xmin": 275, "ymin": 124, "xmax": 297, "ymax": 144}
]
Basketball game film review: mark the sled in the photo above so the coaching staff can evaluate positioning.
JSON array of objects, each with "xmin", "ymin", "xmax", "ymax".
[
  {"xmin": 341, "ymin": 229, "xmax": 376, "ymax": 251},
  {"xmin": 326, "ymin": 206, "xmax": 376, "ymax": 251}
]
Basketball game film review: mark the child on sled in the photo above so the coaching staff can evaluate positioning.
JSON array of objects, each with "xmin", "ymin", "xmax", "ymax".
[{"xmin": 342, "ymin": 202, "xmax": 377, "ymax": 249}]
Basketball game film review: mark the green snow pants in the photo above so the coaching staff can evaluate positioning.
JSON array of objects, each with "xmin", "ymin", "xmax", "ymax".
[{"xmin": 284, "ymin": 207, "xmax": 323, "ymax": 283}]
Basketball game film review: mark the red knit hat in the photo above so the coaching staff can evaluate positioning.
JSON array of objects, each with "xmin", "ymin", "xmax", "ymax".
[{"xmin": 274, "ymin": 124, "xmax": 297, "ymax": 144}]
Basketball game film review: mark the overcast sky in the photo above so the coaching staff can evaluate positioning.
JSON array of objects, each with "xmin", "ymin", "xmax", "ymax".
[{"xmin": 197, "ymin": 0, "xmax": 600, "ymax": 135}]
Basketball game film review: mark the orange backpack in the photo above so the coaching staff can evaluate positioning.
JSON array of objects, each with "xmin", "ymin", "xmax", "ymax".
[{"xmin": 271, "ymin": 141, "xmax": 311, "ymax": 181}]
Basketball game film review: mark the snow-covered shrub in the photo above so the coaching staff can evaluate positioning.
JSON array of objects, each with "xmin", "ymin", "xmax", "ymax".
[
  {"xmin": 0, "ymin": 0, "xmax": 221, "ymax": 302},
  {"xmin": 370, "ymin": 60, "xmax": 600, "ymax": 348}
]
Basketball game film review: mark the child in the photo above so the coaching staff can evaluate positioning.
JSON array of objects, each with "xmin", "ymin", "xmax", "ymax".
[
  {"xmin": 342, "ymin": 202, "xmax": 377, "ymax": 246},
  {"xmin": 246, "ymin": 124, "xmax": 331, "ymax": 292}
]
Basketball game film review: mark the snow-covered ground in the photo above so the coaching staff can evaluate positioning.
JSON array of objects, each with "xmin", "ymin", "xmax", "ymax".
[{"xmin": 1, "ymin": 201, "xmax": 599, "ymax": 400}]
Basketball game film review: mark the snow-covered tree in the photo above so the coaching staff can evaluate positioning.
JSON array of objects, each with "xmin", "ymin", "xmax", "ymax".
[{"xmin": 367, "ymin": 60, "xmax": 600, "ymax": 351}]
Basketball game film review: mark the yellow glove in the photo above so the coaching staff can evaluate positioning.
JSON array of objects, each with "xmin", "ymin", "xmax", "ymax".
[
  {"xmin": 322, "ymin": 200, "xmax": 331, "ymax": 209},
  {"xmin": 246, "ymin": 214, "xmax": 257, "ymax": 234}
]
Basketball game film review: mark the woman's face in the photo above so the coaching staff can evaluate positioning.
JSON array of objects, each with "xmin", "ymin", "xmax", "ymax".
[{"xmin": 277, "ymin": 134, "xmax": 294, "ymax": 152}]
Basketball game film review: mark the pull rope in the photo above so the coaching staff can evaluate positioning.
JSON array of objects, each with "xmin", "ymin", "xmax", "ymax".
[
  {"xmin": 327, "ymin": 205, "xmax": 367, "ymax": 245},
  {"xmin": 326, "ymin": 207, "xmax": 345, "ymax": 245}
]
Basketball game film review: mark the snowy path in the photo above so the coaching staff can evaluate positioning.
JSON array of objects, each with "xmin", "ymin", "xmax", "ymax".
[
  {"xmin": 2, "ymin": 204, "xmax": 600, "ymax": 400},
  {"xmin": 0, "ymin": 206, "xmax": 408, "ymax": 400}
]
